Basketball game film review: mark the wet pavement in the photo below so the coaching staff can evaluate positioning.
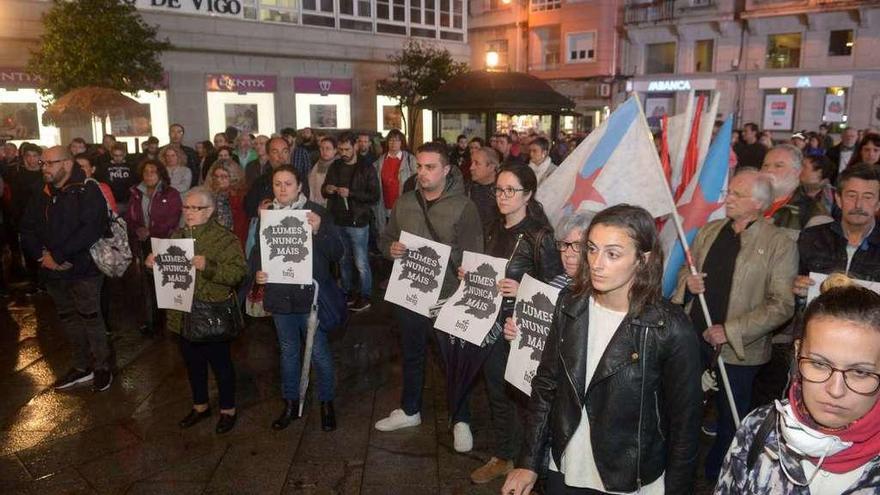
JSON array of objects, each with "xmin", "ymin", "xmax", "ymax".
[{"xmin": 0, "ymin": 283, "xmax": 717, "ymax": 495}]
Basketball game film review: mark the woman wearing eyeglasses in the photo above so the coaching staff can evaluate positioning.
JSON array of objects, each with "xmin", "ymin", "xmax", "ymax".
[
  {"xmin": 469, "ymin": 163, "xmax": 562, "ymax": 483},
  {"xmin": 206, "ymin": 158, "xmax": 248, "ymax": 246},
  {"xmin": 715, "ymin": 283, "xmax": 880, "ymax": 494}
]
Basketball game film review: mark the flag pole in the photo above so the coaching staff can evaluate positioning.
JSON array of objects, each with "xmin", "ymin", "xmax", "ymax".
[{"xmin": 634, "ymin": 97, "xmax": 741, "ymax": 427}]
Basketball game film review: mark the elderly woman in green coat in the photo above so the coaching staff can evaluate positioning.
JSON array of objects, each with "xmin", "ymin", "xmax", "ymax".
[{"xmin": 146, "ymin": 186, "xmax": 247, "ymax": 434}]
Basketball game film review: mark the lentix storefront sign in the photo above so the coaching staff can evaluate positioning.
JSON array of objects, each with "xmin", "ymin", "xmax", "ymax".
[
  {"xmin": 123, "ymin": 0, "xmax": 244, "ymax": 18},
  {"xmin": 206, "ymin": 74, "xmax": 277, "ymax": 93}
]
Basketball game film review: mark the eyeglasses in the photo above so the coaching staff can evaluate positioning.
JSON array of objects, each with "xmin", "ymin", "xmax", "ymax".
[
  {"xmin": 38, "ymin": 158, "xmax": 66, "ymax": 167},
  {"xmin": 182, "ymin": 205, "xmax": 211, "ymax": 212},
  {"xmin": 493, "ymin": 187, "xmax": 525, "ymax": 199},
  {"xmin": 798, "ymin": 356, "xmax": 880, "ymax": 395},
  {"xmin": 555, "ymin": 240, "xmax": 582, "ymax": 253}
]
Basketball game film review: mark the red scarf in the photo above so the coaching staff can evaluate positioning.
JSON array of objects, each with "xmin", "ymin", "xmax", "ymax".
[
  {"xmin": 764, "ymin": 194, "xmax": 792, "ymax": 219},
  {"xmin": 789, "ymin": 381, "xmax": 880, "ymax": 473}
]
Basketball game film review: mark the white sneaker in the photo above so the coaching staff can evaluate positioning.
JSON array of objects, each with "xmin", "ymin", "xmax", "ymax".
[
  {"xmin": 374, "ymin": 408, "xmax": 421, "ymax": 431},
  {"xmin": 453, "ymin": 422, "xmax": 473, "ymax": 452}
]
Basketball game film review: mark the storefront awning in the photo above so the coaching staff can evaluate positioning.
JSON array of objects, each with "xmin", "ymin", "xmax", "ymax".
[{"xmin": 418, "ymin": 71, "xmax": 576, "ymax": 114}]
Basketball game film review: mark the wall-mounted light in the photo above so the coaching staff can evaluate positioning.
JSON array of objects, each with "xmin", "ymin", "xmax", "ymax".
[
  {"xmin": 486, "ymin": 51, "xmax": 499, "ymax": 69},
  {"xmin": 780, "ymin": 87, "xmax": 788, "ymax": 94}
]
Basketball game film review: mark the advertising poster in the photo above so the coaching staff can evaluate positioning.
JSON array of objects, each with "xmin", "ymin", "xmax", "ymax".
[
  {"xmin": 225, "ymin": 103, "xmax": 259, "ymax": 134},
  {"xmin": 763, "ymin": 94, "xmax": 795, "ymax": 131},
  {"xmin": 505, "ymin": 274, "xmax": 562, "ymax": 396},
  {"xmin": 0, "ymin": 102, "xmax": 39, "ymax": 140},
  {"xmin": 310, "ymin": 104, "xmax": 338, "ymax": 128},
  {"xmin": 823, "ymin": 94, "xmax": 845, "ymax": 123},
  {"xmin": 806, "ymin": 272, "xmax": 880, "ymax": 304},
  {"xmin": 384, "ymin": 231, "xmax": 451, "ymax": 317},
  {"xmin": 109, "ymin": 103, "xmax": 152, "ymax": 137},
  {"xmin": 151, "ymin": 238, "xmax": 196, "ymax": 312},
  {"xmin": 382, "ymin": 105, "xmax": 402, "ymax": 130},
  {"xmin": 434, "ymin": 251, "xmax": 508, "ymax": 345},
  {"xmin": 259, "ymin": 209, "xmax": 313, "ymax": 285}
]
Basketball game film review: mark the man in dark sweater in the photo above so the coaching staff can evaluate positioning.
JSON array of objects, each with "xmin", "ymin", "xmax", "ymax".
[
  {"xmin": 467, "ymin": 146, "xmax": 501, "ymax": 237},
  {"xmin": 99, "ymin": 143, "xmax": 137, "ymax": 215},
  {"xmin": 322, "ymin": 133, "xmax": 380, "ymax": 311},
  {"xmin": 734, "ymin": 122, "xmax": 768, "ymax": 170}
]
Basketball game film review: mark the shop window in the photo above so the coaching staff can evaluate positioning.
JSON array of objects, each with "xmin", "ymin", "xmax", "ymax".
[
  {"xmin": 762, "ymin": 89, "xmax": 796, "ymax": 131},
  {"xmin": 566, "ymin": 32, "xmax": 596, "ymax": 63},
  {"xmin": 249, "ymin": 0, "xmax": 300, "ymax": 23},
  {"xmin": 487, "ymin": 40, "xmax": 509, "ymax": 70},
  {"xmin": 529, "ymin": 26, "xmax": 561, "ymax": 71},
  {"xmin": 829, "ymin": 30, "xmax": 853, "ymax": 57},
  {"xmin": 766, "ymin": 33, "xmax": 801, "ymax": 69},
  {"xmin": 645, "ymin": 42, "xmax": 676, "ymax": 74},
  {"xmin": 694, "ymin": 39, "xmax": 713, "ymax": 73},
  {"xmin": 531, "ymin": 0, "xmax": 561, "ymax": 12}
]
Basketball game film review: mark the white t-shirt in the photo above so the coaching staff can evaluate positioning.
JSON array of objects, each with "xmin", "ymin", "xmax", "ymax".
[
  {"xmin": 549, "ymin": 297, "xmax": 665, "ymax": 494},
  {"xmin": 802, "ymin": 460, "xmax": 867, "ymax": 494}
]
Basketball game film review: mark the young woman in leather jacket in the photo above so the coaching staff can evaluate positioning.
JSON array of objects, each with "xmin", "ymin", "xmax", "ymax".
[
  {"xmin": 503, "ymin": 204, "xmax": 702, "ymax": 495},
  {"xmin": 470, "ymin": 163, "xmax": 562, "ymax": 484}
]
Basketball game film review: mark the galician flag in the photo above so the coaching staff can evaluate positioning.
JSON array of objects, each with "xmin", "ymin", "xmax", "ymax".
[
  {"xmin": 660, "ymin": 115, "xmax": 733, "ymax": 297},
  {"xmin": 536, "ymin": 96, "xmax": 674, "ymax": 227}
]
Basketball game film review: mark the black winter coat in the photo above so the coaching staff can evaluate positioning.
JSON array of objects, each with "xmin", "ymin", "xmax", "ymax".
[
  {"xmin": 19, "ymin": 167, "xmax": 108, "ymax": 280},
  {"xmin": 518, "ymin": 295, "xmax": 702, "ymax": 494},
  {"xmin": 321, "ymin": 159, "xmax": 380, "ymax": 227},
  {"xmin": 798, "ymin": 220, "xmax": 880, "ymax": 282}
]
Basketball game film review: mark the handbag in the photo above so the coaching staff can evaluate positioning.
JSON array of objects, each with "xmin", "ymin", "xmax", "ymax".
[
  {"xmin": 85, "ymin": 178, "xmax": 133, "ymax": 277},
  {"xmin": 183, "ymin": 293, "xmax": 244, "ymax": 342}
]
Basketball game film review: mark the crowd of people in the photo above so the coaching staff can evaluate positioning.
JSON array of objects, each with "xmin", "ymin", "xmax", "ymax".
[{"xmin": 1, "ymin": 117, "xmax": 879, "ymax": 494}]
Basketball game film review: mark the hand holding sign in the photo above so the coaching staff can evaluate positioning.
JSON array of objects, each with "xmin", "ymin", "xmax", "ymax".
[
  {"xmin": 505, "ymin": 274, "xmax": 562, "ymax": 396},
  {"xmin": 435, "ymin": 251, "xmax": 507, "ymax": 345},
  {"xmin": 151, "ymin": 238, "xmax": 196, "ymax": 312},
  {"xmin": 259, "ymin": 209, "xmax": 313, "ymax": 284},
  {"xmin": 384, "ymin": 232, "xmax": 451, "ymax": 317}
]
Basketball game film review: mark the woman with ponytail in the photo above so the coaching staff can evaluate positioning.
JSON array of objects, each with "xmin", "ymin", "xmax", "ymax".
[
  {"xmin": 469, "ymin": 163, "xmax": 563, "ymax": 483},
  {"xmin": 715, "ymin": 282, "xmax": 880, "ymax": 494}
]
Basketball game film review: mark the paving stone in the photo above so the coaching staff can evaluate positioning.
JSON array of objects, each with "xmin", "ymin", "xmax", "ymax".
[{"xmin": 16, "ymin": 424, "xmax": 141, "ymax": 478}]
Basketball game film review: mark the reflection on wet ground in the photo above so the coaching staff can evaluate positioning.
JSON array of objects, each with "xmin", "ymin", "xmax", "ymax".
[{"xmin": 0, "ymin": 284, "xmax": 717, "ymax": 494}]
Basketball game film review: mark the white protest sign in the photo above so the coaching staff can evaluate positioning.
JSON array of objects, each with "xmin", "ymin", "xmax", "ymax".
[
  {"xmin": 384, "ymin": 231, "xmax": 451, "ymax": 317},
  {"xmin": 807, "ymin": 272, "xmax": 880, "ymax": 304},
  {"xmin": 151, "ymin": 238, "xmax": 196, "ymax": 312},
  {"xmin": 505, "ymin": 274, "xmax": 562, "ymax": 396},
  {"xmin": 435, "ymin": 251, "xmax": 508, "ymax": 345},
  {"xmin": 259, "ymin": 209, "xmax": 313, "ymax": 285}
]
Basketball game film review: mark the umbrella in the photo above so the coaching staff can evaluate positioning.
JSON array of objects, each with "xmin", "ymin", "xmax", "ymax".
[
  {"xmin": 298, "ymin": 279, "xmax": 321, "ymax": 417},
  {"xmin": 42, "ymin": 86, "xmax": 148, "ymax": 132}
]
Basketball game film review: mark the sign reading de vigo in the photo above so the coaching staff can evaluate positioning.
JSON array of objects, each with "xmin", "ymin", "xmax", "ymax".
[{"xmin": 123, "ymin": 0, "xmax": 244, "ymax": 18}]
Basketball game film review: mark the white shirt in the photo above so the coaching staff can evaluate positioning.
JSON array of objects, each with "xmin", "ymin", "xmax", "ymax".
[
  {"xmin": 802, "ymin": 460, "xmax": 867, "ymax": 494},
  {"xmin": 550, "ymin": 297, "xmax": 665, "ymax": 493}
]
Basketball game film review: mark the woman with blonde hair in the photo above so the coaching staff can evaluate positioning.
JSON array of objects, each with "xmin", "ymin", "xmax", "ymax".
[
  {"xmin": 206, "ymin": 158, "xmax": 248, "ymax": 246},
  {"xmin": 161, "ymin": 146, "xmax": 192, "ymax": 194}
]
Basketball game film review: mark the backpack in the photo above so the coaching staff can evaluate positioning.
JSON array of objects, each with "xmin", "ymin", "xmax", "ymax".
[{"xmin": 86, "ymin": 178, "xmax": 133, "ymax": 277}]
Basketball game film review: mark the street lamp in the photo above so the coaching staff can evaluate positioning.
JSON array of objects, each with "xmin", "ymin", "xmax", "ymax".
[{"xmin": 486, "ymin": 51, "xmax": 500, "ymax": 70}]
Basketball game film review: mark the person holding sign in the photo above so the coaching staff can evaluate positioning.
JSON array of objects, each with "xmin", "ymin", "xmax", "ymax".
[
  {"xmin": 250, "ymin": 165, "xmax": 345, "ymax": 432},
  {"xmin": 146, "ymin": 187, "xmax": 247, "ymax": 434},
  {"xmin": 716, "ymin": 284, "xmax": 880, "ymax": 494},
  {"xmin": 470, "ymin": 163, "xmax": 562, "ymax": 484},
  {"xmin": 503, "ymin": 205, "xmax": 702, "ymax": 495},
  {"xmin": 375, "ymin": 142, "xmax": 484, "ymax": 436}
]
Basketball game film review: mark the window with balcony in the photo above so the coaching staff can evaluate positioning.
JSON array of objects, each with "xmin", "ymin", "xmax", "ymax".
[
  {"xmin": 566, "ymin": 32, "xmax": 596, "ymax": 63},
  {"xmin": 486, "ymin": 40, "xmax": 509, "ymax": 70},
  {"xmin": 766, "ymin": 33, "xmax": 801, "ymax": 69},
  {"xmin": 530, "ymin": 26, "xmax": 561, "ymax": 71},
  {"xmin": 531, "ymin": 0, "xmax": 561, "ymax": 12},
  {"xmin": 377, "ymin": 0, "xmax": 407, "ymax": 34},
  {"xmin": 645, "ymin": 42, "xmax": 676, "ymax": 74},
  {"xmin": 829, "ymin": 30, "xmax": 854, "ymax": 57},
  {"xmin": 694, "ymin": 39, "xmax": 713, "ymax": 72}
]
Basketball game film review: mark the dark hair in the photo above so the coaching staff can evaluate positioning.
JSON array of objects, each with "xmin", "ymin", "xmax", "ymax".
[
  {"xmin": 469, "ymin": 137, "xmax": 485, "ymax": 147},
  {"xmin": 319, "ymin": 135, "xmax": 337, "ymax": 148},
  {"xmin": 224, "ymin": 126, "xmax": 238, "ymax": 142},
  {"xmin": 849, "ymin": 133, "xmax": 880, "ymax": 168},
  {"xmin": 743, "ymin": 123, "xmax": 759, "ymax": 133},
  {"xmin": 804, "ymin": 154, "xmax": 835, "ymax": 181},
  {"xmin": 415, "ymin": 142, "xmax": 449, "ymax": 167},
  {"xmin": 337, "ymin": 132, "xmax": 357, "ymax": 147},
  {"xmin": 21, "ymin": 143, "xmax": 41, "ymax": 155},
  {"xmin": 385, "ymin": 129, "xmax": 407, "ymax": 149},
  {"xmin": 111, "ymin": 143, "xmax": 127, "ymax": 154},
  {"xmin": 457, "ymin": 134, "xmax": 467, "ymax": 141},
  {"xmin": 139, "ymin": 159, "xmax": 170, "ymax": 186},
  {"xmin": 357, "ymin": 131, "xmax": 371, "ymax": 139},
  {"xmin": 103, "ymin": 134, "xmax": 116, "ymax": 142},
  {"xmin": 495, "ymin": 133, "xmax": 512, "ymax": 145},
  {"xmin": 803, "ymin": 285, "xmax": 880, "ymax": 338},
  {"xmin": 497, "ymin": 163, "xmax": 550, "ymax": 226},
  {"xmin": 571, "ymin": 204, "xmax": 664, "ymax": 316},
  {"xmin": 837, "ymin": 162, "xmax": 880, "ymax": 191},
  {"xmin": 145, "ymin": 136, "xmax": 159, "ymax": 145},
  {"xmin": 266, "ymin": 136, "xmax": 288, "ymax": 154},
  {"xmin": 279, "ymin": 127, "xmax": 296, "ymax": 138},
  {"xmin": 271, "ymin": 164, "xmax": 303, "ymax": 187},
  {"xmin": 70, "ymin": 137, "xmax": 87, "ymax": 146},
  {"xmin": 198, "ymin": 140, "xmax": 214, "ymax": 155},
  {"xmin": 169, "ymin": 123, "xmax": 185, "ymax": 133},
  {"xmin": 531, "ymin": 137, "xmax": 550, "ymax": 153},
  {"xmin": 73, "ymin": 152, "xmax": 93, "ymax": 168}
]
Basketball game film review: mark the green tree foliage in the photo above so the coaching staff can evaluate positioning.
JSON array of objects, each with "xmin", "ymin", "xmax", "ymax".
[
  {"xmin": 27, "ymin": 0, "xmax": 171, "ymax": 101},
  {"xmin": 377, "ymin": 40, "xmax": 468, "ymax": 142}
]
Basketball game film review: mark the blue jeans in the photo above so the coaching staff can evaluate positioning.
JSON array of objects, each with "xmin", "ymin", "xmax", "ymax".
[
  {"xmin": 705, "ymin": 362, "xmax": 761, "ymax": 480},
  {"xmin": 339, "ymin": 225, "xmax": 372, "ymax": 297},
  {"xmin": 272, "ymin": 312, "xmax": 335, "ymax": 402}
]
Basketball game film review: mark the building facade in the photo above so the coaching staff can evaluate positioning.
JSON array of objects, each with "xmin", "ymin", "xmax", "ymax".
[
  {"xmin": 468, "ymin": 0, "xmax": 619, "ymax": 133},
  {"xmin": 621, "ymin": 0, "xmax": 880, "ymax": 136},
  {"xmin": 0, "ymin": 0, "xmax": 468, "ymax": 148}
]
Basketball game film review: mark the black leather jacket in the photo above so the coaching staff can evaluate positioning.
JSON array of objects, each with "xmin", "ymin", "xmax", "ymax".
[
  {"xmin": 798, "ymin": 220, "xmax": 880, "ymax": 282},
  {"xmin": 518, "ymin": 294, "xmax": 702, "ymax": 493}
]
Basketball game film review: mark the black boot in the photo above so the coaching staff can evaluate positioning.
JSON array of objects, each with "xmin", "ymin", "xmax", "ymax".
[
  {"xmin": 321, "ymin": 401, "xmax": 336, "ymax": 432},
  {"xmin": 272, "ymin": 400, "xmax": 299, "ymax": 430}
]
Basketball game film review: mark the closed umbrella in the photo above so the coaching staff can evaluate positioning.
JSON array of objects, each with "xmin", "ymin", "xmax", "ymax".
[{"xmin": 298, "ymin": 280, "xmax": 321, "ymax": 417}]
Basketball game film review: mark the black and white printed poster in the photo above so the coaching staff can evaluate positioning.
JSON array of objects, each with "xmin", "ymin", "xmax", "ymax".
[
  {"xmin": 435, "ymin": 251, "xmax": 507, "ymax": 345},
  {"xmin": 151, "ymin": 238, "xmax": 196, "ymax": 312},
  {"xmin": 259, "ymin": 209, "xmax": 313, "ymax": 284},
  {"xmin": 384, "ymin": 231, "xmax": 451, "ymax": 317},
  {"xmin": 505, "ymin": 274, "xmax": 562, "ymax": 395}
]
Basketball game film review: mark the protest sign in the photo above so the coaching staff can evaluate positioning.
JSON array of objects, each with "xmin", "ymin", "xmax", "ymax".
[
  {"xmin": 807, "ymin": 272, "xmax": 880, "ymax": 304},
  {"xmin": 435, "ymin": 251, "xmax": 507, "ymax": 345},
  {"xmin": 505, "ymin": 274, "xmax": 562, "ymax": 396},
  {"xmin": 151, "ymin": 238, "xmax": 196, "ymax": 312},
  {"xmin": 384, "ymin": 231, "xmax": 451, "ymax": 317},
  {"xmin": 259, "ymin": 209, "xmax": 313, "ymax": 284}
]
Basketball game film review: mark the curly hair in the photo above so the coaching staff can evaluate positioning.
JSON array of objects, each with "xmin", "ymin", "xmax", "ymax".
[{"xmin": 206, "ymin": 159, "xmax": 246, "ymax": 194}]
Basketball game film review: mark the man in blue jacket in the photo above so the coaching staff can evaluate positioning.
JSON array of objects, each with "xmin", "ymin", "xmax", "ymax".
[{"xmin": 19, "ymin": 146, "xmax": 112, "ymax": 392}]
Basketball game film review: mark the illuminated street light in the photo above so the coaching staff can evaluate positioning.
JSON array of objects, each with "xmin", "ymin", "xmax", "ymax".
[{"xmin": 486, "ymin": 51, "xmax": 499, "ymax": 69}]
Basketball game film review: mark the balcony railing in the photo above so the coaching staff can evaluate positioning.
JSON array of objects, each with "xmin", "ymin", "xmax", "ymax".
[{"xmin": 624, "ymin": 0, "xmax": 675, "ymax": 23}]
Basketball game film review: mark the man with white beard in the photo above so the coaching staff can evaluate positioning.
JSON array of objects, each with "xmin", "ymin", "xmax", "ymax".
[{"xmin": 760, "ymin": 144, "xmax": 804, "ymax": 233}]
